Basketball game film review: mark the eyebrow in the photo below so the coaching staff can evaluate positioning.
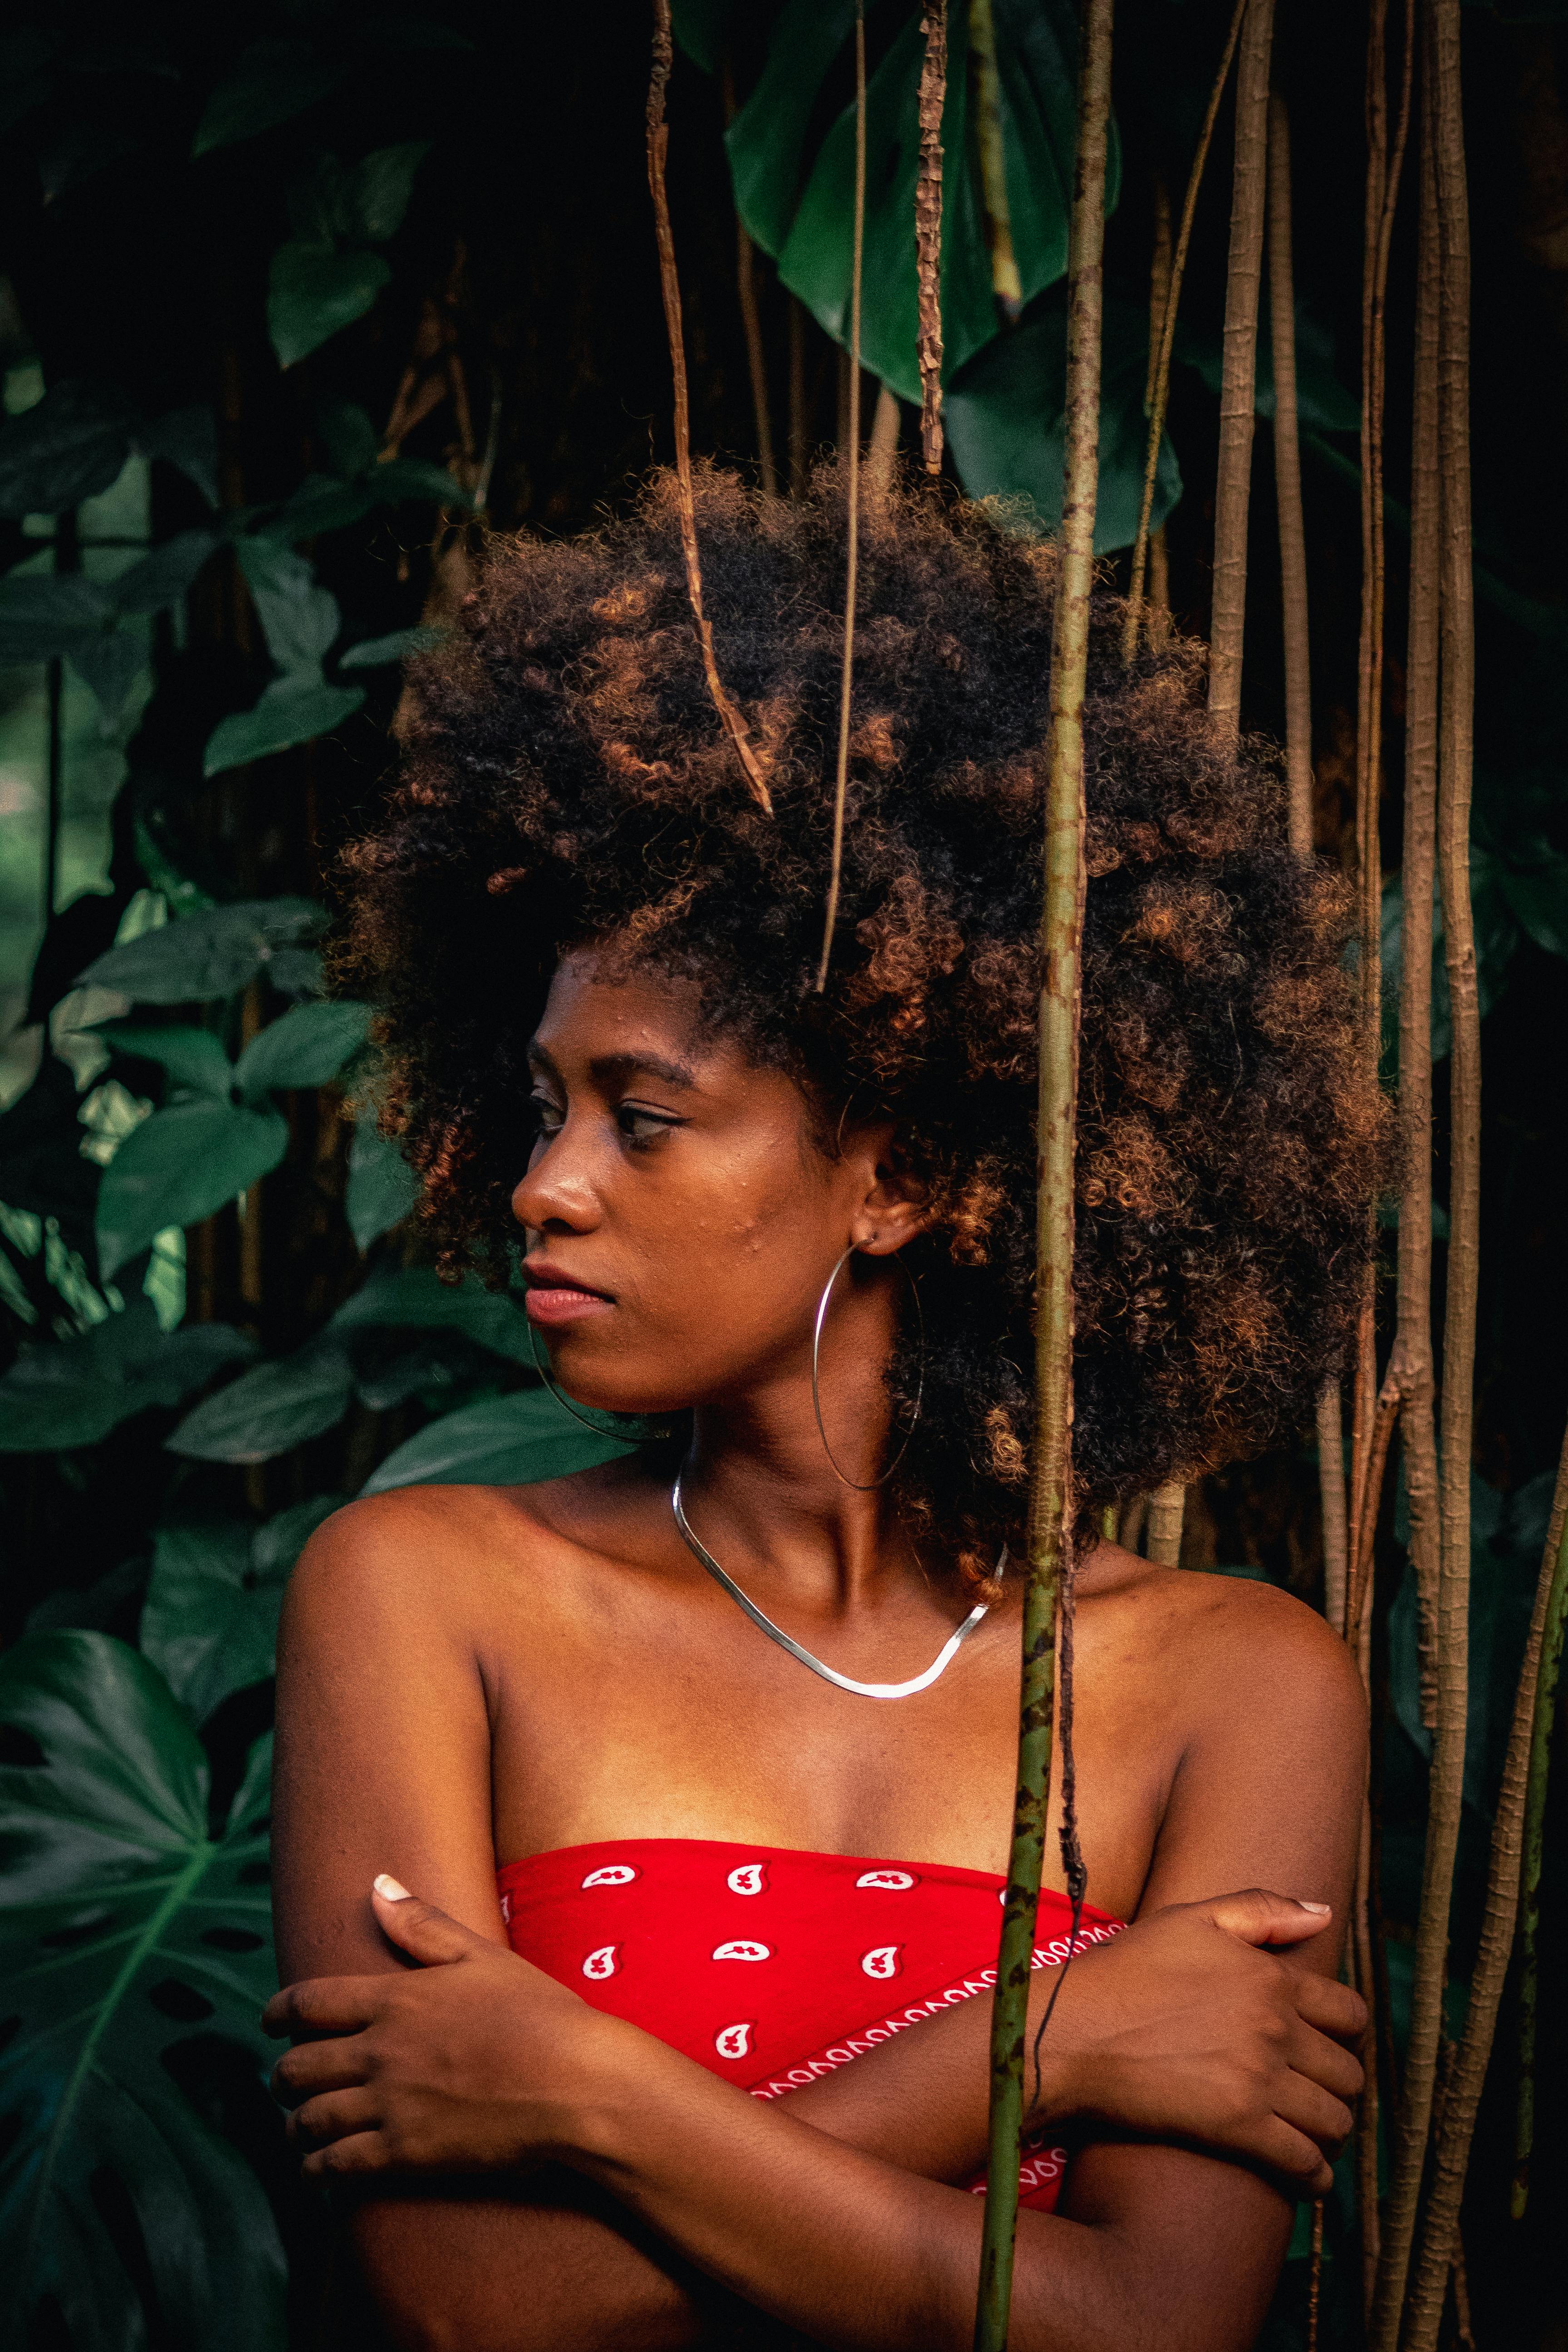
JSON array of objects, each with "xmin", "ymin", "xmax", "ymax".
[{"xmin": 526, "ymin": 1040, "xmax": 698, "ymax": 1092}]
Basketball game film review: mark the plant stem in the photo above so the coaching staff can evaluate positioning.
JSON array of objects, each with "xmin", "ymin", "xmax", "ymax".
[
  {"xmin": 647, "ymin": 1, "xmax": 772, "ymax": 813},
  {"xmin": 1207, "ymin": 0, "xmax": 1275, "ymax": 741},
  {"xmin": 814, "ymin": 0, "xmax": 866, "ymax": 994},
  {"xmin": 1370, "ymin": 1, "xmax": 1476, "ymax": 2332},
  {"xmin": 1403, "ymin": 1431, "xmax": 1568, "ymax": 2345},
  {"xmin": 1123, "ymin": 0, "xmax": 1249, "ymax": 662},
  {"xmin": 1268, "ymin": 93, "xmax": 1312, "ymax": 857},
  {"xmin": 1147, "ymin": 178, "xmax": 1173, "ymax": 647},
  {"xmin": 1317, "ymin": 1380, "xmax": 1349, "ymax": 1632},
  {"xmin": 916, "ymin": 3, "xmax": 948, "ymax": 472},
  {"xmin": 1514, "ymin": 1444, "xmax": 1568, "ymax": 2217},
  {"xmin": 720, "ymin": 59, "xmax": 778, "ymax": 498},
  {"xmin": 867, "ymin": 383, "xmax": 900, "ymax": 507},
  {"xmin": 1145, "ymin": 1478, "xmax": 1186, "ymax": 1565},
  {"xmin": 788, "ymin": 296, "xmax": 808, "ymax": 495},
  {"xmin": 973, "ymin": 1, "xmax": 1114, "ymax": 2341}
]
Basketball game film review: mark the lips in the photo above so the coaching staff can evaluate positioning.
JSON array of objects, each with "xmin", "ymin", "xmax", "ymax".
[{"xmin": 523, "ymin": 1261, "xmax": 614, "ymax": 1327}]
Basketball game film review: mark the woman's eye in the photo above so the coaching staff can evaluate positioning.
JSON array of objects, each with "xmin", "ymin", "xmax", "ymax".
[
  {"xmin": 529, "ymin": 1095, "xmax": 564, "ymax": 1137},
  {"xmin": 615, "ymin": 1103, "xmax": 679, "ymax": 1146}
]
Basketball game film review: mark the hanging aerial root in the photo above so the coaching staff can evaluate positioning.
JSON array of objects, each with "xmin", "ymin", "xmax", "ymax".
[
  {"xmin": 815, "ymin": 2, "xmax": 867, "ymax": 993},
  {"xmin": 1122, "ymin": 0, "xmax": 1250, "ymax": 662},
  {"xmin": 916, "ymin": 4, "xmax": 948, "ymax": 472},
  {"xmin": 647, "ymin": 2, "xmax": 772, "ymax": 813}
]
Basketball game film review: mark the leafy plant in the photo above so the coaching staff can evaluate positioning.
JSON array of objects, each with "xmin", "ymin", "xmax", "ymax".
[{"xmin": 0, "ymin": 1632, "xmax": 283, "ymax": 2352}]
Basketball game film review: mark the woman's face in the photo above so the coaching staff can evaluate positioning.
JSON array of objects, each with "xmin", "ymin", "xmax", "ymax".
[{"xmin": 512, "ymin": 955, "xmax": 918, "ymax": 1419}]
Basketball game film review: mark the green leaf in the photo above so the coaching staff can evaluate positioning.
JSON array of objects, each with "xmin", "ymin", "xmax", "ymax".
[
  {"xmin": 345, "ymin": 141, "xmax": 429, "ymax": 241},
  {"xmin": 140, "ymin": 1498, "xmax": 341, "ymax": 1716},
  {"xmin": 316, "ymin": 399, "xmax": 380, "ymax": 480},
  {"xmin": 0, "ymin": 572, "xmax": 115, "ymax": 662},
  {"xmin": 361, "ymin": 1386, "xmax": 636, "ymax": 1495},
  {"xmin": 111, "ymin": 529, "xmax": 220, "ymax": 617},
  {"xmin": 0, "ymin": 1632, "xmax": 284, "ymax": 2352},
  {"xmin": 331, "ymin": 1261, "xmax": 537, "ymax": 1366},
  {"xmin": 733, "ymin": 0, "xmax": 1098, "ymax": 404},
  {"xmin": 670, "ymin": 0, "xmax": 734, "ymax": 72},
  {"xmin": 166, "ymin": 1340, "xmax": 354, "ymax": 1465},
  {"xmin": 92, "ymin": 1022, "xmax": 234, "ymax": 1101},
  {"xmin": 373, "ymin": 455, "xmax": 475, "ymax": 507},
  {"xmin": 193, "ymin": 37, "xmax": 343, "ymax": 156},
  {"xmin": 234, "ymin": 999, "xmax": 372, "ymax": 1102},
  {"xmin": 64, "ymin": 627, "xmax": 147, "ymax": 726},
  {"xmin": 134, "ymin": 407, "xmax": 220, "ymax": 506},
  {"xmin": 1498, "ymin": 854, "xmax": 1568, "ymax": 959},
  {"xmin": 235, "ymin": 537, "xmax": 342, "ymax": 672},
  {"xmin": 343, "ymin": 1111, "xmax": 421, "ymax": 1248},
  {"xmin": 1174, "ymin": 299, "xmax": 1360, "ymax": 435},
  {"xmin": 268, "ymin": 243, "xmax": 392, "ymax": 369},
  {"xmin": 943, "ymin": 288, "xmax": 1181, "ymax": 552},
  {"xmin": 96, "ymin": 1101, "xmax": 289, "ymax": 1281},
  {"xmin": 203, "ymin": 675, "xmax": 365, "ymax": 777},
  {"xmin": 256, "ymin": 471, "xmax": 379, "ymax": 542},
  {"xmin": 339, "ymin": 623, "xmax": 445, "ymax": 668},
  {"xmin": 0, "ymin": 1298, "xmax": 255, "ymax": 1452},
  {"xmin": 77, "ymin": 897, "xmax": 325, "ymax": 1002},
  {"xmin": 0, "ymin": 381, "xmax": 133, "ymax": 519}
]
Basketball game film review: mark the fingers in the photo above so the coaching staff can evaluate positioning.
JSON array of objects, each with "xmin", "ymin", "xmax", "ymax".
[
  {"xmin": 1271, "ymin": 2069, "xmax": 1355, "ymax": 2156},
  {"xmin": 263, "ymin": 1976, "xmax": 382, "ymax": 2040},
  {"xmin": 1198, "ymin": 1888, "xmax": 1335, "ymax": 1950},
  {"xmin": 1287, "ymin": 2019, "xmax": 1364, "ymax": 2106},
  {"xmin": 1251, "ymin": 2114, "xmax": 1336, "ymax": 2200},
  {"xmin": 287, "ymin": 2087, "xmax": 380, "ymax": 2152},
  {"xmin": 1293, "ymin": 1971, "xmax": 1368, "ymax": 2048},
  {"xmin": 271, "ymin": 2034, "xmax": 371, "ymax": 2108},
  {"xmin": 301, "ymin": 2130, "xmax": 390, "ymax": 2182},
  {"xmin": 371, "ymin": 1875, "xmax": 488, "ymax": 1968}
]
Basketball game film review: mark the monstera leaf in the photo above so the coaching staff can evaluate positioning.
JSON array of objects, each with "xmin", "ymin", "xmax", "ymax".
[
  {"xmin": 688, "ymin": 0, "xmax": 1107, "ymax": 405},
  {"xmin": 0, "ymin": 1632, "xmax": 284, "ymax": 2352}
]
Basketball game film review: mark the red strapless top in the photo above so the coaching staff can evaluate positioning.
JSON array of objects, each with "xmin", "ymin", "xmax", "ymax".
[{"xmin": 497, "ymin": 1837, "xmax": 1123, "ymax": 2210}]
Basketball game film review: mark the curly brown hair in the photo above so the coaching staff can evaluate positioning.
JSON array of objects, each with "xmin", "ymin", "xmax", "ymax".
[{"xmin": 338, "ymin": 464, "xmax": 1382, "ymax": 1586}]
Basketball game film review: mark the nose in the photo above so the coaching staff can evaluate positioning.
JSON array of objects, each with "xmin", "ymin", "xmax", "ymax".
[{"xmin": 510, "ymin": 1124, "xmax": 601, "ymax": 1237}]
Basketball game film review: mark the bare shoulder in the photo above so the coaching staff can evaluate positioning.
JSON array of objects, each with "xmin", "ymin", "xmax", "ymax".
[
  {"xmin": 283, "ymin": 1455, "xmax": 664, "ymax": 1645},
  {"xmin": 1082, "ymin": 1545, "xmax": 1367, "ymax": 1747}
]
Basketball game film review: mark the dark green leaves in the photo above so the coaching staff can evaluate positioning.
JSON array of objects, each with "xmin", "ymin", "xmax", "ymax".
[
  {"xmin": 193, "ymin": 38, "xmax": 344, "ymax": 157},
  {"xmin": 344, "ymin": 1110, "xmax": 421, "ymax": 1248},
  {"xmin": 329, "ymin": 1261, "xmax": 537, "ymax": 1366},
  {"xmin": 0, "ymin": 1299, "xmax": 255, "ymax": 1452},
  {"xmin": 0, "ymin": 1633, "xmax": 284, "ymax": 2352},
  {"xmin": 167, "ymin": 1340, "xmax": 355, "ymax": 1466},
  {"xmin": 233, "ymin": 1000, "xmax": 372, "ymax": 1101},
  {"xmin": 97, "ymin": 1103, "xmax": 289, "ymax": 1282},
  {"xmin": 721, "ymin": 0, "xmax": 1100, "ymax": 406},
  {"xmin": 340, "ymin": 624, "xmax": 444, "ymax": 669},
  {"xmin": 0, "ymin": 381, "xmax": 133, "ymax": 517},
  {"xmin": 203, "ymin": 675, "xmax": 365, "ymax": 777},
  {"xmin": 140, "ymin": 1499, "xmax": 341, "ymax": 1717},
  {"xmin": 78, "ymin": 898, "xmax": 326, "ymax": 1003},
  {"xmin": 361, "ymin": 1386, "xmax": 637, "ymax": 1494},
  {"xmin": 268, "ymin": 145, "xmax": 428, "ymax": 368}
]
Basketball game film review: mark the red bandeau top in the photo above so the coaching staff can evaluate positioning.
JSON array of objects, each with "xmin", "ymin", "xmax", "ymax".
[{"xmin": 497, "ymin": 1836, "xmax": 1123, "ymax": 2211}]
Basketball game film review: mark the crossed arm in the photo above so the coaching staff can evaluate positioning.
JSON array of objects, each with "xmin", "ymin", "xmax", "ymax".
[{"xmin": 270, "ymin": 1538, "xmax": 1368, "ymax": 2352}]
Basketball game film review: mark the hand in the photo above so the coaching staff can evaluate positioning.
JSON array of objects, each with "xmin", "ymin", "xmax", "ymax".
[
  {"xmin": 265, "ymin": 1876, "xmax": 620, "ymax": 2180},
  {"xmin": 1044, "ymin": 1888, "xmax": 1365, "ymax": 2197}
]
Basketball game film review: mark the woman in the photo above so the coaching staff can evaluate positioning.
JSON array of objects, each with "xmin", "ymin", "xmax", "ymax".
[{"xmin": 270, "ymin": 471, "xmax": 1377, "ymax": 2351}]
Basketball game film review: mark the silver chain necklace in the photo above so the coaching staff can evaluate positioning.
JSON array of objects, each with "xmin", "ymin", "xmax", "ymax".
[{"xmin": 671, "ymin": 1474, "xmax": 994, "ymax": 1701}]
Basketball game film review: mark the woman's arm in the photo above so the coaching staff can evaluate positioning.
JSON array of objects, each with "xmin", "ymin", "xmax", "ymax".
[{"xmin": 275, "ymin": 1526, "xmax": 1365, "ymax": 2352}]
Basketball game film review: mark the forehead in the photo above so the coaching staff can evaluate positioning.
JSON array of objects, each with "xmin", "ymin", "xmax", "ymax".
[{"xmin": 530, "ymin": 953, "xmax": 730, "ymax": 1076}]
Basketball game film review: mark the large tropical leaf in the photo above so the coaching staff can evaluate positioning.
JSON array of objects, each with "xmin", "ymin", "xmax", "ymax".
[
  {"xmin": 166, "ymin": 1338, "xmax": 355, "ymax": 1464},
  {"xmin": 140, "ymin": 1497, "xmax": 343, "ymax": 1719},
  {"xmin": 330, "ymin": 1260, "xmax": 538, "ymax": 1367},
  {"xmin": 96, "ymin": 1101, "xmax": 290, "ymax": 1282},
  {"xmin": 343, "ymin": 1109, "xmax": 421, "ymax": 1248},
  {"xmin": 0, "ymin": 1632, "xmax": 284, "ymax": 2352},
  {"xmin": 943, "ymin": 287, "xmax": 1180, "ymax": 551},
  {"xmin": 360, "ymin": 1386, "xmax": 638, "ymax": 1494},
  {"xmin": 77, "ymin": 898, "xmax": 327, "ymax": 1004},
  {"xmin": 713, "ymin": 0, "xmax": 1105, "ymax": 405},
  {"xmin": 0, "ymin": 1300, "xmax": 256, "ymax": 1453},
  {"xmin": 233, "ymin": 998, "xmax": 372, "ymax": 1102}
]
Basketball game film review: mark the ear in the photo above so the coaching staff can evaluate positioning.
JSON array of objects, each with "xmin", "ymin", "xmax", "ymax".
[{"xmin": 852, "ymin": 1137, "xmax": 930, "ymax": 1257}]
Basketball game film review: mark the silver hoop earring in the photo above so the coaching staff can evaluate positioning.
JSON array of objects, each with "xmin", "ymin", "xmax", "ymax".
[
  {"xmin": 811, "ymin": 1244, "xmax": 925, "ymax": 1491},
  {"xmin": 527, "ymin": 1317, "xmax": 673, "ymax": 1442}
]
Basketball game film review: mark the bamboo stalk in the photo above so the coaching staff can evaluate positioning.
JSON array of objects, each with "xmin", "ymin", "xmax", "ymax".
[
  {"xmin": 867, "ymin": 383, "xmax": 901, "ymax": 507},
  {"xmin": 1145, "ymin": 1478, "xmax": 1186, "ymax": 1566},
  {"xmin": 1268, "ymin": 94, "xmax": 1312, "ymax": 856},
  {"xmin": 1147, "ymin": 179, "xmax": 1173, "ymax": 647},
  {"xmin": 814, "ymin": 1, "xmax": 867, "ymax": 994},
  {"xmin": 647, "ymin": 2, "xmax": 772, "ymax": 813},
  {"xmin": 1514, "ymin": 1459, "xmax": 1568, "ymax": 2216},
  {"xmin": 788, "ymin": 296, "xmax": 808, "ymax": 495},
  {"xmin": 1317, "ymin": 1381, "xmax": 1349, "ymax": 1633},
  {"xmin": 1207, "ymin": 0, "xmax": 1275, "ymax": 741},
  {"xmin": 1123, "ymin": 0, "xmax": 1250, "ymax": 661},
  {"xmin": 1369, "ymin": 0, "xmax": 1477, "ymax": 2332},
  {"xmin": 721, "ymin": 59, "xmax": 778, "ymax": 498},
  {"xmin": 1402, "ymin": 1433, "xmax": 1568, "ymax": 2345},
  {"xmin": 916, "ymin": 3, "xmax": 948, "ymax": 472},
  {"xmin": 973, "ymin": 0, "xmax": 1115, "ymax": 2340}
]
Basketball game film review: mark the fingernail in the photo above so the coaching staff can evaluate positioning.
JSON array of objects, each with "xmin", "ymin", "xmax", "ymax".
[
  {"xmin": 373, "ymin": 1873, "xmax": 411, "ymax": 1901},
  {"xmin": 1297, "ymin": 1900, "xmax": 1332, "ymax": 1916}
]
